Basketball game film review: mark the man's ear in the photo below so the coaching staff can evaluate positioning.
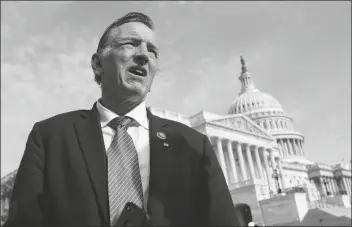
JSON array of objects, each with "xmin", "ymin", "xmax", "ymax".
[{"xmin": 91, "ymin": 53, "xmax": 103, "ymax": 77}]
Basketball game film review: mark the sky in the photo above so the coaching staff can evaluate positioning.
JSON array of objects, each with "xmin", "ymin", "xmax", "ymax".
[{"xmin": 1, "ymin": 1, "xmax": 351, "ymax": 177}]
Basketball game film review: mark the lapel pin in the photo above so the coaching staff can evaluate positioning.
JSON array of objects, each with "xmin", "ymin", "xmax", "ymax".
[
  {"xmin": 163, "ymin": 142, "xmax": 169, "ymax": 147},
  {"xmin": 157, "ymin": 132, "xmax": 166, "ymax": 140}
]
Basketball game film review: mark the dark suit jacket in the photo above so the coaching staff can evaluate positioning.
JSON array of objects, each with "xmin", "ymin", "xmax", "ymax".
[{"xmin": 4, "ymin": 104, "xmax": 239, "ymax": 227}]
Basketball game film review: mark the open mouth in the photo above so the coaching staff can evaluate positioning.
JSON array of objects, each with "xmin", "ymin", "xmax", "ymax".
[{"xmin": 127, "ymin": 66, "xmax": 147, "ymax": 77}]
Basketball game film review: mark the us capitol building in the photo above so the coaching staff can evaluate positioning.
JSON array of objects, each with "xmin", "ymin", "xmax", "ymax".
[{"xmin": 1, "ymin": 57, "xmax": 351, "ymax": 226}]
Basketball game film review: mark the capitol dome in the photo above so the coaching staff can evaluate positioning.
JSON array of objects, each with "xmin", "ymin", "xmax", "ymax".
[{"xmin": 228, "ymin": 57, "xmax": 283, "ymax": 115}]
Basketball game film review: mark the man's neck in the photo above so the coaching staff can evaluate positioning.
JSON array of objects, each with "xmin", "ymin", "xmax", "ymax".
[{"xmin": 100, "ymin": 97, "xmax": 144, "ymax": 116}]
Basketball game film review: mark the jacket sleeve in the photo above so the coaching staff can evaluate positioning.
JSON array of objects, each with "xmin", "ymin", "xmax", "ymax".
[
  {"xmin": 199, "ymin": 135, "xmax": 240, "ymax": 226},
  {"xmin": 4, "ymin": 123, "xmax": 45, "ymax": 227}
]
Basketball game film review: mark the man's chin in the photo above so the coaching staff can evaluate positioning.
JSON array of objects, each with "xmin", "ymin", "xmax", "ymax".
[{"xmin": 123, "ymin": 86, "xmax": 147, "ymax": 100}]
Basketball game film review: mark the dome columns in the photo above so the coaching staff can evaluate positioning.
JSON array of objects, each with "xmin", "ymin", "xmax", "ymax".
[
  {"xmin": 276, "ymin": 138, "xmax": 305, "ymax": 157},
  {"xmin": 299, "ymin": 140, "xmax": 305, "ymax": 156}
]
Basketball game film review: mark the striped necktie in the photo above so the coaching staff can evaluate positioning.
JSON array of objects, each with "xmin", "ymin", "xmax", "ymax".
[{"xmin": 107, "ymin": 116, "xmax": 144, "ymax": 226}]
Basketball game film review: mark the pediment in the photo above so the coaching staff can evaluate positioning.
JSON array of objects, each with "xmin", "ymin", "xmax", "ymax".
[{"xmin": 208, "ymin": 115, "xmax": 274, "ymax": 141}]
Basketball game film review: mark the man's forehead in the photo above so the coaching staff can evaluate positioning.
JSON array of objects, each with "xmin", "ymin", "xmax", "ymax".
[{"xmin": 109, "ymin": 22, "xmax": 157, "ymax": 43}]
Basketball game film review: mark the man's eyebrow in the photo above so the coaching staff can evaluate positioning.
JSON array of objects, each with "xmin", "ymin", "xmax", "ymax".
[
  {"xmin": 113, "ymin": 36, "xmax": 159, "ymax": 52},
  {"xmin": 147, "ymin": 41, "xmax": 159, "ymax": 53},
  {"xmin": 113, "ymin": 37, "xmax": 137, "ymax": 43}
]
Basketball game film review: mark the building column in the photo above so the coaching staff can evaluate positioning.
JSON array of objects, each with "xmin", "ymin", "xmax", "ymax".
[
  {"xmin": 269, "ymin": 149, "xmax": 278, "ymax": 192},
  {"xmin": 254, "ymin": 146, "xmax": 263, "ymax": 179},
  {"xmin": 345, "ymin": 177, "xmax": 350, "ymax": 193},
  {"xmin": 280, "ymin": 140, "xmax": 286, "ymax": 156},
  {"xmin": 277, "ymin": 158, "xmax": 287, "ymax": 189},
  {"xmin": 345, "ymin": 177, "xmax": 351, "ymax": 196},
  {"xmin": 284, "ymin": 139, "xmax": 289, "ymax": 156},
  {"xmin": 284, "ymin": 139, "xmax": 291, "ymax": 156},
  {"xmin": 271, "ymin": 149, "xmax": 278, "ymax": 190},
  {"xmin": 331, "ymin": 178, "xmax": 337, "ymax": 195},
  {"xmin": 278, "ymin": 140, "xmax": 282, "ymax": 156},
  {"xmin": 328, "ymin": 177, "xmax": 333, "ymax": 194},
  {"xmin": 263, "ymin": 150, "xmax": 273, "ymax": 191},
  {"xmin": 236, "ymin": 141, "xmax": 247, "ymax": 181},
  {"xmin": 260, "ymin": 121, "xmax": 264, "ymax": 129},
  {"xmin": 335, "ymin": 177, "xmax": 340, "ymax": 194},
  {"xmin": 227, "ymin": 140, "xmax": 238, "ymax": 183},
  {"xmin": 336, "ymin": 178, "xmax": 341, "ymax": 191},
  {"xmin": 340, "ymin": 178, "xmax": 346, "ymax": 191},
  {"xmin": 341, "ymin": 176, "xmax": 349, "ymax": 194},
  {"xmin": 277, "ymin": 140, "xmax": 282, "ymax": 156},
  {"xmin": 320, "ymin": 177, "xmax": 327, "ymax": 196},
  {"xmin": 327, "ymin": 177, "xmax": 333, "ymax": 195},
  {"xmin": 299, "ymin": 140, "xmax": 305, "ymax": 156},
  {"xmin": 295, "ymin": 139, "xmax": 300, "ymax": 156},
  {"xmin": 281, "ymin": 140, "xmax": 286, "ymax": 156},
  {"xmin": 276, "ymin": 140, "xmax": 282, "ymax": 156},
  {"xmin": 299, "ymin": 140, "xmax": 304, "ymax": 156},
  {"xmin": 266, "ymin": 120, "xmax": 270, "ymax": 130},
  {"xmin": 330, "ymin": 178, "xmax": 338, "ymax": 195},
  {"xmin": 269, "ymin": 149, "xmax": 277, "ymax": 170},
  {"xmin": 292, "ymin": 139, "xmax": 297, "ymax": 156},
  {"xmin": 245, "ymin": 144, "xmax": 255, "ymax": 180},
  {"xmin": 288, "ymin": 139, "xmax": 294, "ymax": 156},
  {"xmin": 216, "ymin": 138, "xmax": 228, "ymax": 184}
]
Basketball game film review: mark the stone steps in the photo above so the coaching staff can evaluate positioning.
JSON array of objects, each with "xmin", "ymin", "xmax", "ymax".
[{"xmin": 297, "ymin": 207, "xmax": 351, "ymax": 226}]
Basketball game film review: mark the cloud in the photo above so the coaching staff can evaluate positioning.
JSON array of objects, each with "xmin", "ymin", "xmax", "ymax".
[
  {"xmin": 1, "ymin": 14, "xmax": 101, "ymax": 176},
  {"xmin": 1, "ymin": 1, "xmax": 350, "ymax": 177},
  {"xmin": 1, "ymin": 23, "xmax": 11, "ymax": 40},
  {"xmin": 157, "ymin": 1, "xmax": 167, "ymax": 8},
  {"xmin": 177, "ymin": 1, "xmax": 187, "ymax": 5}
]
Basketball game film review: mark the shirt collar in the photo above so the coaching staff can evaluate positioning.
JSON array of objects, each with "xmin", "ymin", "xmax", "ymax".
[{"xmin": 96, "ymin": 99, "xmax": 149, "ymax": 129}]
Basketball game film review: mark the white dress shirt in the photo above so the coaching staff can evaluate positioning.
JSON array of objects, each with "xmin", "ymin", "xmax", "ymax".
[{"xmin": 96, "ymin": 100, "xmax": 150, "ymax": 211}]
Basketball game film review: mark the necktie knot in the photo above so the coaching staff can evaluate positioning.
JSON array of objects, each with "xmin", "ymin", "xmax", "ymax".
[{"xmin": 108, "ymin": 117, "xmax": 132, "ymax": 130}]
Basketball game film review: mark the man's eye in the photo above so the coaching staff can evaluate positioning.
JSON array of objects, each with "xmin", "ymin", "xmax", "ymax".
[
  {"xmin": 123, "ymin": 42, "xmax": 136, "ymax": 47},
  {"xmin": 149, "ymin": 50, "xmax": 158, "ymax": 58}
]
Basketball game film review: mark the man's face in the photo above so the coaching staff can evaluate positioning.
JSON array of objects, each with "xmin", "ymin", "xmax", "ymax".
[{"xmin": 98, "ymin": 22, "xmax": 159, "ymax": 103}]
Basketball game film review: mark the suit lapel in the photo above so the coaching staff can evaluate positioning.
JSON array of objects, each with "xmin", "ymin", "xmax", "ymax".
[
  {"xmin": 147, "ymin": 108, "xmax": 173, "ymax": 225},
  {"xmin": 74, "ymin": 104, "xmax": 109, "ymax": 226}
]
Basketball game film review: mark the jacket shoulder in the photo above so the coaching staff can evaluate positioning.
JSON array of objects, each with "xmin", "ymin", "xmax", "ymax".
[{"xmin": 35, "ymin": 109, "xmax": 90, "ymax": 131}]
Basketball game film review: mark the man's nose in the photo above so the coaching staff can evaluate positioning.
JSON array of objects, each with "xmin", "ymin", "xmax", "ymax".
[{"xmin": 134, "ymin": 46, "xmax": 149, "ymax": 65}]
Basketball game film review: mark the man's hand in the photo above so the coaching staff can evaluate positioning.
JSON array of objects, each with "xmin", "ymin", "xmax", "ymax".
[{"xmin": 248, "ymin": 221, "xmax": 259, "ymax": 227}]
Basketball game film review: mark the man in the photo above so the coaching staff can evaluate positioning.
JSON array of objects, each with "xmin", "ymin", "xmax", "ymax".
[{"xmin": 4, "ymin": 12, "xmax": 239, "ymax": 227}]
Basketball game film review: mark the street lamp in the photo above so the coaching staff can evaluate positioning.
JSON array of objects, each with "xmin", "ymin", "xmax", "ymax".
[
  {"xmin": 322, "ymin": 178, "xmax": 330, "ymax": 196},
  {"xmin": 272, "ymin": 168, "xmax": 282, "ymax": 194}
]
